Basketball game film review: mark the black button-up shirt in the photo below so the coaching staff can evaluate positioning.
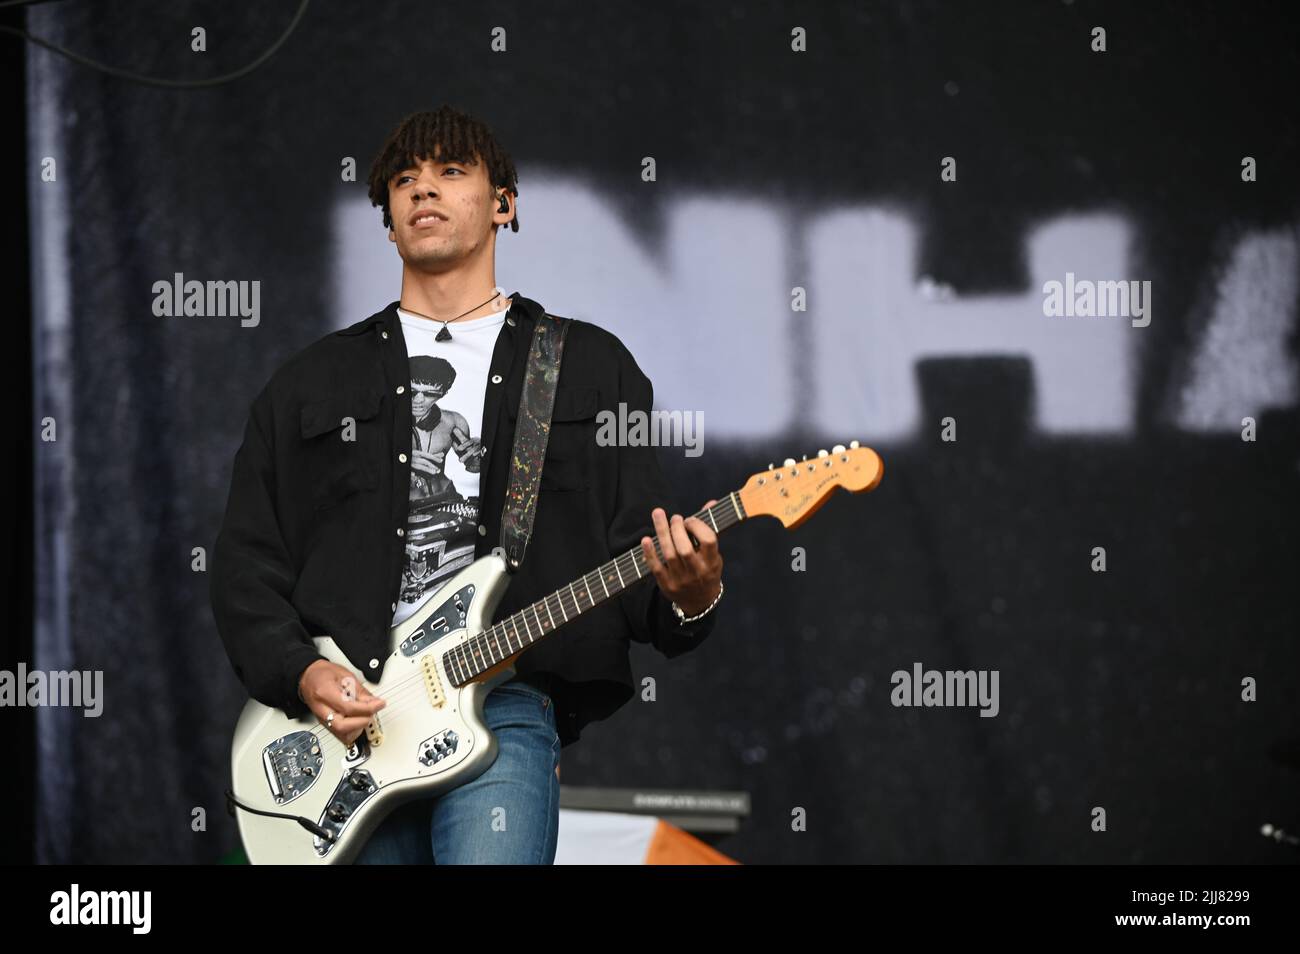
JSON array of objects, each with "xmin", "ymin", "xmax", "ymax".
[{"xmin": 210, "ymin": 292, "xmax": 718, "ymax": 748}]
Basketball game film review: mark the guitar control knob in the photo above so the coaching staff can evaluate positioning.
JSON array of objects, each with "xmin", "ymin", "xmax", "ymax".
[
  {"xmin": 783, "ymin": 458, "xmax": 796, "ymax": 467},
  {"xmin": 832, "ymin": 444, "xmax": 846, "ymax": 454},
  {"xmin": 327, "ymin": 802, "xmax": 349, "ymax": 821},
  {"xmin": 817, "ymin": 449, "xmax": 829, "ymax": 457},
  {"xmin": 348, "ymin": 772, "xmax": 368, "ymax": 790},
  {"xmin": 849, "ymin": 440, "xmax": 860, "ymax": 448}
]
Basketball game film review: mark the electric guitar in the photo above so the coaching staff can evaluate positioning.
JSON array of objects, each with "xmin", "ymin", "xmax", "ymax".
[{"xmin": 227, "ymin": 442, "xmax": 884, "ymax": 864}]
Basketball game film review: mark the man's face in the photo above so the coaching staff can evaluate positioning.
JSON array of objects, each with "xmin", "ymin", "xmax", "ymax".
[
  {"xmin": 411, "ymin": 381, "xmax": 447, "ymax": 421},
  {"xmin": 387, "ymin": 147, "xmax": 507, "ymax": 270}
]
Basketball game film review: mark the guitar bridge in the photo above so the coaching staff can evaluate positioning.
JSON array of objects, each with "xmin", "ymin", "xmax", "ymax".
[{"xmin": 262, "ymin": 731, "xmax": 324, "ymax": 804}]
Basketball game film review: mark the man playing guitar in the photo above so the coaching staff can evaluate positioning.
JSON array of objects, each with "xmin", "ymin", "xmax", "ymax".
[{"xmin": 211, "ymin": 104, "xmax": 724, "ymax": 864}]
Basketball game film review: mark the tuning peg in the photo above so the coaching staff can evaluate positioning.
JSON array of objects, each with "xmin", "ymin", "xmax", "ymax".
[
  {"xmin": 801, "ymin": 454, "xmax": 807, "ymax": 461},
  {"xmin": 768, "ymin": 462, "xmax": 774, "ymax": 470},
  {"xmin": 849, "ymin": 440, "xmax": 860, "ymax": 448},
  {"xmin": 832, "ymin": 444, "xmax": 845, "ymax": 454},
  {"xmin": 817, "ymin": 449, "xmax": 828, "ymax": 457},
  {"xmin": 783, "ymin": 458, "xmax": 796, "ymax": 467}
]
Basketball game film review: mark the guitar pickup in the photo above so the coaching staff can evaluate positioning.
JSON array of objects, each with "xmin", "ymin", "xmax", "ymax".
[{"xmin": 422, "ymin": 654, "xmax": 446, "ymax": 708}]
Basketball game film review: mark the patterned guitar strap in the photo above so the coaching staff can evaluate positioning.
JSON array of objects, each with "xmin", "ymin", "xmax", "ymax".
[{"xmin": 500, "ymin": 311, "xmax": 570, "ymax": 573}]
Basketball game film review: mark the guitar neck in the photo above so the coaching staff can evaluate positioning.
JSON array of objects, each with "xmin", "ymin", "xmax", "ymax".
[{"xmin": 444, "ymin": 492, "xmax": 748, "ymax": 685}]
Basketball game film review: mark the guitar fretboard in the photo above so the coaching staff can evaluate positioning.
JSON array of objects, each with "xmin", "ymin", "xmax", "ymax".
[{"xmin": 442, "ymin": 492, "xmax": 747, "ymax": 686}]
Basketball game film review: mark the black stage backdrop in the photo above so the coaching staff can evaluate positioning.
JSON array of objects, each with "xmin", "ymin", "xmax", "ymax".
[{"xmin": 19, "ymin": 0, "xmax": 1300, "ymax": 863}]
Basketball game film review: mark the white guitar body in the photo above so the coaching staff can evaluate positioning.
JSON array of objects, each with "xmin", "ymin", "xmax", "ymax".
[{"xmin": 230, "ymin": 553, "xmax": 517, "ymax": 865}]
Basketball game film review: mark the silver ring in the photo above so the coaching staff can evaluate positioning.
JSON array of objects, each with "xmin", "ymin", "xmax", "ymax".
[{"xmin": 326, "ymin": 710, "xmax": 335, "ymax": 728}]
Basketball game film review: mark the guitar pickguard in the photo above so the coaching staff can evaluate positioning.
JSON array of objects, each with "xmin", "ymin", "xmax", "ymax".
[
  {"xmin": 313, "ymin": 767, "xmax": 379, "ymax": 857},
  {"xmin": 399, "ymin": 583, "xmax": 477, "ymax": 657}
]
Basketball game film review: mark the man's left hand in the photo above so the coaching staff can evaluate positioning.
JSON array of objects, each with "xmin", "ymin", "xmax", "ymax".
[{"xmin": 641, "ymin": 500, "xmax": 723, "ymax": 617}]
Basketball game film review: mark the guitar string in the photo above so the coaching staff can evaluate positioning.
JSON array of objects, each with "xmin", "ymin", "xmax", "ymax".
[
  {"xmin": 279, "ymin": 500, "xmax": 744, "ymax": 765},
  {"xmin": 286, "ymin": 548, "xmax": 670, "ymax": 765},
  {"xmin": 299, "ymin": 535, "xmax": 741, "ymax": 765},
  {"xmin": 292, "ymin": 546, "xmax": 639, "ymax": 763},
  {"xmin": 295, "ymin": 502, "xmax": 743, "ymax": 763},
  {"xmin": 307, "ymin": 502, "xmax": 733, "ymax": 718}
]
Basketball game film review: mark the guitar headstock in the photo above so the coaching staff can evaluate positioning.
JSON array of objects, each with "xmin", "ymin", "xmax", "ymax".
[{"xmin": 737, "ymin": 441, "xmax": 883, "ymax": 529}]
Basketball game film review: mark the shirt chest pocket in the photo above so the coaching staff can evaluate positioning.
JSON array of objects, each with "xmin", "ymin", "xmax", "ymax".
[
  {"xmin": 299, "ymin": 386, "xmax": 385, "ymax": 509},
  {"xmin": 506, "ymin": 383, "xmax": 600, "ymax": 491}
]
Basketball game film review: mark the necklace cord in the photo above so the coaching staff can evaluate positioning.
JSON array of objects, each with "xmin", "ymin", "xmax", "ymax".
[{"xmin": 403, "ymin": 291, "xmax": 504, "ymax": 327}]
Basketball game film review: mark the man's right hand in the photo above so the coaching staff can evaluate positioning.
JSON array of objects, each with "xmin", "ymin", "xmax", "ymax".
[{"xmin": 297, "ymin": 659, "xmax": 387, "ymax": 746}]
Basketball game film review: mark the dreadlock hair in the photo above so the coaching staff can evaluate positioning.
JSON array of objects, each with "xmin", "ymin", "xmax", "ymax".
[{"xmin": 367, "ymin": 105, "xmax": 520, "ymax": 236}]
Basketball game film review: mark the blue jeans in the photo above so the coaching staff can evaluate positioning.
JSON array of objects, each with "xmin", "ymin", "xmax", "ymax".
[{"xmin": 352, "ymin": 678, "xmax": 561, "ymax": 864}]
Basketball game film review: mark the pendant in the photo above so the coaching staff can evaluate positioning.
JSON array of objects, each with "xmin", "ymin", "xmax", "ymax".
[{"xmin": 435, "ymin": 323, "xmax": 452, "ymax": 342}]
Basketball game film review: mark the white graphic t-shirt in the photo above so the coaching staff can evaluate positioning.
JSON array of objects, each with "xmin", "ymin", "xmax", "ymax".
[{"xmin": 392, "ymin": 304, "xmax": 507, "ymax": 627}]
